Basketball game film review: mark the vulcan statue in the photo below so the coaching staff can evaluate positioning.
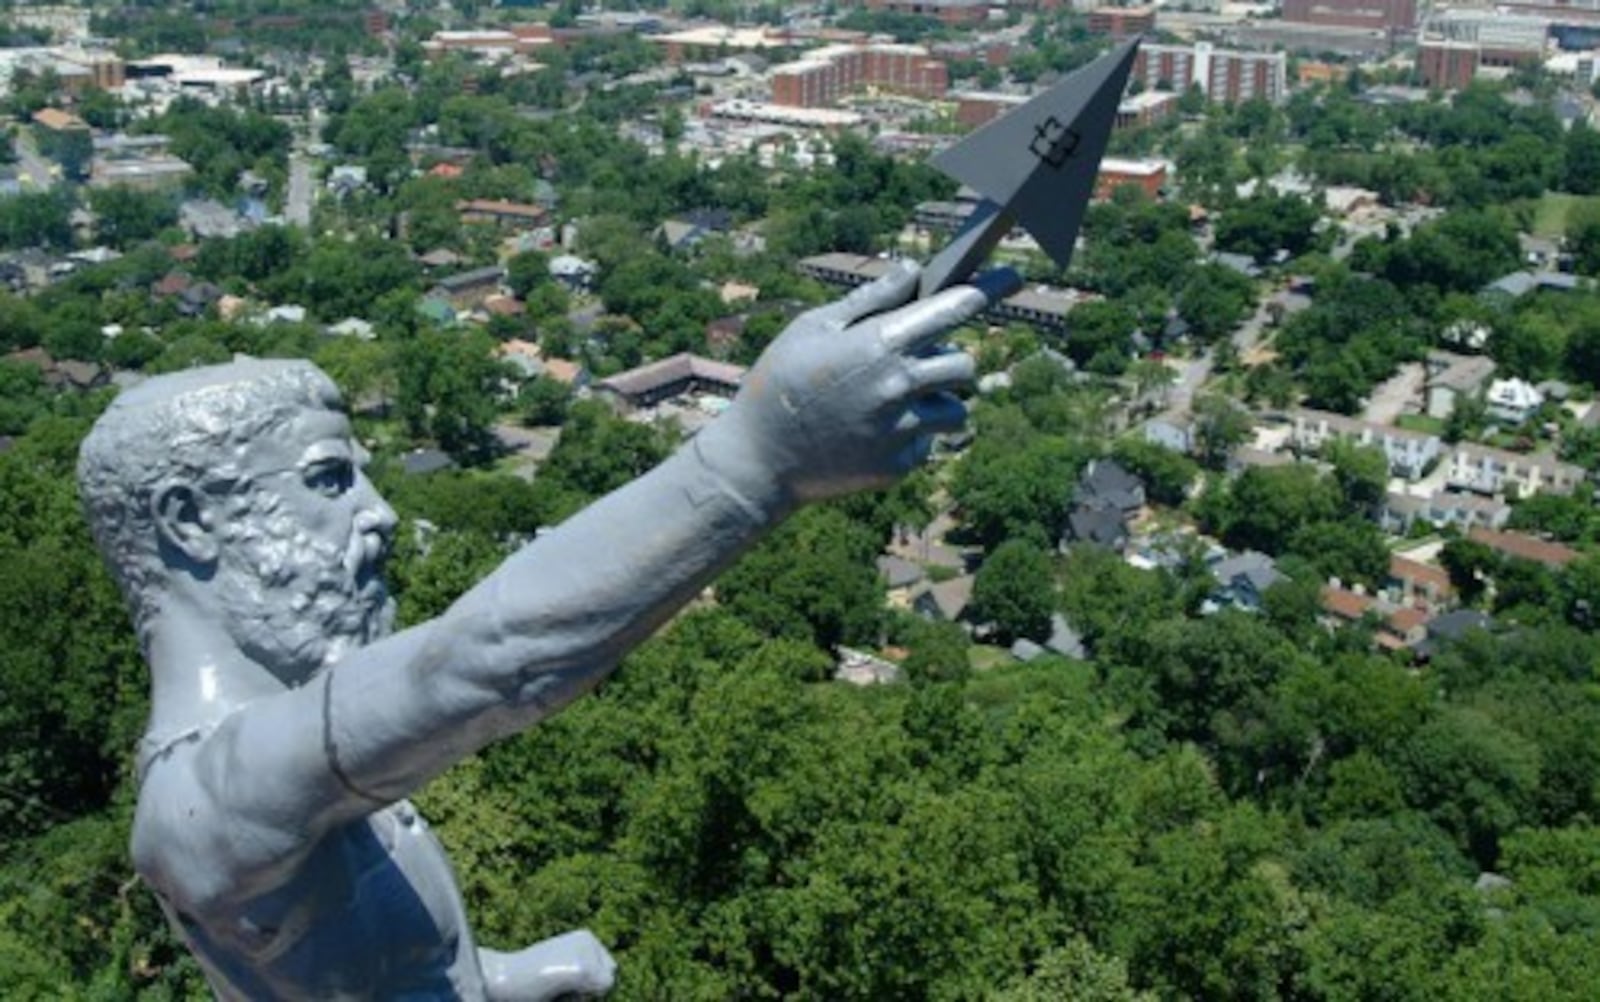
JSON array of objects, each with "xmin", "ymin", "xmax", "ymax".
[
  {"xmin": 77, "ymin": 42, "xmax": 1135, "ymax": 1000},
  {"xmin": 77, "ymin": 262, "xmax": 1006, "ymax": 999}
]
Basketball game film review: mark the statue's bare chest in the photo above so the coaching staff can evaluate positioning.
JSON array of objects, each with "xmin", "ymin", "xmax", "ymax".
[{"xmin": 172, "ymin": 802, "xmax": 486, "ymax": 1000}]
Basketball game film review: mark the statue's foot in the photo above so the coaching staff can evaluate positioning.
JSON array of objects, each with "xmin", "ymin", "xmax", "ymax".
[{"xmin": 482, "ymin": 929, "xmax": 617, "ymax": 1000}]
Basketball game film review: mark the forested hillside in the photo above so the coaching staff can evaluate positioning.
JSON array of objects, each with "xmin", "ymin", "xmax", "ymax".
[{"xmin": 3, "ymin": 397, "xmax": 1600, "ymax": 1000}]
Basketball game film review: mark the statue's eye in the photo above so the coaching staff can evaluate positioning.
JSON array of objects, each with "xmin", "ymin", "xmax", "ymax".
[{"xmin": 304, "ymin": 460, "xmax": 354, "ymax": 497}]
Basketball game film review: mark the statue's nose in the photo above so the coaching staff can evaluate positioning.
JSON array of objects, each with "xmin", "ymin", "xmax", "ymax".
[{"xmin": 354, "ymin": 476, "xmax": 398, "ymax": 541}]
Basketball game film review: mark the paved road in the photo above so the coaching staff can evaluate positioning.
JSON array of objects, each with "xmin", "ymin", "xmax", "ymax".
[
  {"xmin": 1159, "ymin": 286, "xmax": 1312, "ymax": 420},
  {"xmin": 285, "ymin": 112, "xmax": 323, "ymax": 228},
  {"xmin": 14, "ymin": 129, "xmax": 55, "ymax": 190},
  {"xmin": 286, "ymin": 152, "xmax": 313, "ymax": 227}
]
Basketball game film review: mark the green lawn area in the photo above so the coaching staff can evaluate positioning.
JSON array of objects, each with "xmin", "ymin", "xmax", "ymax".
[
  {"xmin": 1530, "ymin": 193, "xmax": 1600, "ymax": 237},
  {"xmin": 1396, "ymin": 413, "xmax": 1445, "ymax": 435},
  {"xmin": 969, "ymin": 644, "xmax": 1014, "ymax": 672}
]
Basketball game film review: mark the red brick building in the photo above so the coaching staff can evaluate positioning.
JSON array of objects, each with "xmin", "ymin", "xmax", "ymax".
[
  {"xmin": 952, "ymin": 90, "xmax": 1026, "ymax": 128},
  {"xmin": 861, "ymin": 0, "xmax": 987, "ymax": 27},
  {"xmin": 1418, "ymin": 40, "xmax": 1480, "ymax": 88},
  {"xmin": 771, "ymin": 44, "xmax": 949, "ymax": 107},
  {"xmin": 1087, "ymin": 6, "xmax": 1157, "ymax": 38},
  {"xmin": 1095, "ymin": 158, "xmax": 1168, "ymax": 200},
  {"xmin": 1281, "ymin": 0, "xmax": 1417, "ymax": 32}
]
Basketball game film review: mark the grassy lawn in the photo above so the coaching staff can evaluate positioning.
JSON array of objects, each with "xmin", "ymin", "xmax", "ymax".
[
  {"xmin": 1530, "ymin": 193, "xmax": 1600, "ymax": 237},
  {"xmin": 1396, "ymin": 413, "xmax": 1446, "ymax": 435},
  {"xmin": 969, "ymin": 644, "xmax": 1014, "ymax": 672}
]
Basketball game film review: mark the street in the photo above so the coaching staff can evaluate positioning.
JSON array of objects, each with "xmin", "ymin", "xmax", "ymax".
[
  {"xmin": 14, "ymin": 129, "xmax": 55, "ymax": 190},
  {"xmin": 286, "ymin": 152, "xmax": 313, "ymax": 227}
]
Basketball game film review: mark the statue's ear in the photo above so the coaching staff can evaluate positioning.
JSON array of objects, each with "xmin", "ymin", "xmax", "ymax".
[{"xmin": 151, "ymin": 481, "xmax": 219, "ymax": 569}]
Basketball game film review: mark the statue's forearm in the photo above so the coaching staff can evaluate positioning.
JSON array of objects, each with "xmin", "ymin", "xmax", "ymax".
[{"xmin": 326, "ymin": 429, "xmax": 792, "ymax": 801}]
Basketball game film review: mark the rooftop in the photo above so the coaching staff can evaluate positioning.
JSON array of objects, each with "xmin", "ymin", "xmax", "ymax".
[
  {"xmin": 1467, "ymin": 526, "xmax": 1580, "ymax": 567},
  {"xmin": 597, "ymin": 352, "xmax": 746, "ymax": 399}
]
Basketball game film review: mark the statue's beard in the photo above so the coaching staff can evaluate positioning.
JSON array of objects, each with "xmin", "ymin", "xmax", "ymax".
[{"xmin": 218, "ymin": 502, "xmax": 395, "ymax": 688}]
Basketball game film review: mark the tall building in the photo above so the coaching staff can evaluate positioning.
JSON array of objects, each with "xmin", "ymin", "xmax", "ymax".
[
  {"xmin": 1418, "ymin": 39, "xmax": 1482, "ymax": 88},
  {"xmin": 1087, "ymin": 5, "xmax": 1157, "ymax": 38},
  {"xmin": 1281, "ymin": 0, "xmax": 1417, "ymax": 32},
  {"xmin": 860, "ymin": 0, "xmax": 988, "ymax": 26},
  {"xmin": 1132, "ymin": 42, "xmax": 1287, "ymax": 104},
  {"xmin": 1415, "ymin": 8, "xmax": 1548, "ymax": 86},
  {"xmin": 771, "ymin": 44, "xmax": 949, "ymax": 107}
]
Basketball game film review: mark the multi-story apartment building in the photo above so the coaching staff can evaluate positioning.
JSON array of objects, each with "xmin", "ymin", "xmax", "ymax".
[
  {"xmin": 1281, "ymin": 0, "xmax": 1416, "ymax": 32},
  {"xmin": 771, "ymin": 43, "xmax": 949, "ymax": 107},
  {"xmin": 1087, "ymin": 5, "xmax": 1157, "ymax": 37},
  {"xmin": 862, "ymin": 0, "xmax": 988, "ymax": 26},
  {"xmin": 1289, "ymin": 408, "xmax": 1441, "ymax": 480},
  {"xmin": 1132, "ymin": 42, "xmax": 1287, "ymax": 104}
]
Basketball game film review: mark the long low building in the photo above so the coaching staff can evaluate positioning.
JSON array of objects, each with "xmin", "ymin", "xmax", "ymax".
[
  {"xmin": 1445, "ymin": 441, "xmax": 1589, "ymax": 498},
  {"xmin": 797, "ymin": 253, "xmax": 1082, "ymax": 330},
  {"xmin": 1289, "ymin": 407, "xmax": 1441, "ymax": 480},
  {"xmin": 707, "ymin": 99, "xmax": 863, "ymax": 129},
  {"xmin": 595, "ymin": 352, "xmax": 746, "ymax": 409}
]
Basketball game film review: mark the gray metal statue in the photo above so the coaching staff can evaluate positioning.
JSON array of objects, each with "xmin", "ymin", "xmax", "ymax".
[
  {"xmin": 76, "ymin": 39, "xmax": 1138, "ymax": 994},
  {"xmin": 77, "ymin": 261, "xmax": 1007, "ymax": 999}
]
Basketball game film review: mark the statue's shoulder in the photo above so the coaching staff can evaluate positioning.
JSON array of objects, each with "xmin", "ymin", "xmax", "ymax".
[{"xmin": 131, "ymin": 722, "xmax": 256, "ymax": 912}]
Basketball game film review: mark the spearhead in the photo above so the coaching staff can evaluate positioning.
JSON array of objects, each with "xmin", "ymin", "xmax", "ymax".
[{"xmin": 919, "ymin": 38, "xmax": 1142, "ymax": 299}]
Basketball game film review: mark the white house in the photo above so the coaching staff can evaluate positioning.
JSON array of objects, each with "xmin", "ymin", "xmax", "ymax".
[
  {"xmin": 1289, "ymin": 408, "xmax": 1441, "ymax": 480},
  {"xmin": 1485, "ymin": 377, "xmax": 1544, "ymax": 424}
]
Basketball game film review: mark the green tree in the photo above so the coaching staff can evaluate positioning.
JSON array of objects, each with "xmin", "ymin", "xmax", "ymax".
[
  {"xmin": 1214, "ymin": 192, "xmax": 1321, "ymax": 263},
  {"xmin": 717, "ymin": 505, "xmax": 885, "ymax": 652},
  {"xmin": 971, "ymin": 539, "xmax": 1056, "ymax": 644},
  {"xmin": 1177, "ymin": 263, "xmax": 1256, "ymax": 342},
  {"xmin": 506, "ymin": 249, "xmax": 552, "ymax": 300},
  {"xmin": 1111, "ymin": 438, "xmax": 1198, "ymax": 506},
  {"xmin": 1325, "ymin": 438, "xmax": 1389, "ymax": 513},
  {"xmin": 1191, "ymin": 393, "xmax": 1251, "ymax": 470},
  {"xmin": 394, "ymin": 328, "xmax": 509, "ymax": 465},
  {"xmin": 518, "ymin": 376, "xmax": 572, "ymax": 427},
  {"xmin": 88, "ymin": 187, "xmax": 178, "ymax": 249}
]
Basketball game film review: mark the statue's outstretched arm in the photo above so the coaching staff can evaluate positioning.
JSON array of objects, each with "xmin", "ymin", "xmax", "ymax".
[{"xmin": 207, "ymin": 262, "xmax": 1007, "ymax": 839}]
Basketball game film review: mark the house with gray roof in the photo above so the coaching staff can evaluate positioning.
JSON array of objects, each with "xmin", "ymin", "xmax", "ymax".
[
  {"xmin": 876, "ymin": 554, "xmax": 925, "ymax": 592},
  {"xmin": 1425, "ymin": 350, "xmax": 1496, "ymax": 420},
  {"xmin": 1481, "ymin": 270, "xmax": 1587, "ymax": 301},
  {"xmin": 594, "ymin": 353, "xmax": 745, "ymax": 410},
  {"xmin": 1208, "ymin": 550, "xmax": 1285, "ymax": 612},
  {"xmin": 431, "ymin": 266, "xmax": 506, "ymax": 310},
  {"xmin": 913, "ymin": 574, "xmax": 975, "ymax": 624},
  {"xmin": 1061, "ymin": 458, "xmax": 1145, "ymax": 551},
  {"xmin": 1414, "ymin": 608, "xmax": 1494, "ymax": 661}
]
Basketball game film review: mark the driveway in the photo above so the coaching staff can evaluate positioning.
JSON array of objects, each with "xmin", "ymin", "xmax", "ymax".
[{"xmin": 1363, "ymin": 362, "xmax": 1423, "ymax": 426}]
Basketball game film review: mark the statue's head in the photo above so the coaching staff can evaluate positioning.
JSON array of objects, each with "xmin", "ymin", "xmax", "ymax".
[{"xmin": 78, "ymin": 358, "xmax": 398, "ymax": 687}]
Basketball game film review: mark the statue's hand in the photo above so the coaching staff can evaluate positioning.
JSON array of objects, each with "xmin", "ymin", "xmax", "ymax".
[
  {"xmin": 698, "ymin": 260, "xmax": 1015, "ymax": 510},
  {"xmin": 481, "ymin": 929, "xmax": 617, "ymax": 1000}
]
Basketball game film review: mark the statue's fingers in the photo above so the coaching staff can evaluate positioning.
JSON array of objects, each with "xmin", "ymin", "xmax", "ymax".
[
  {"xmin": 904, "ymin": 351, "xmax": 976, "ymax": 397},
  {"xmin": 878, "ymin": 285, "xmax": 986, "ymax": 354},
  {"xmin": 879, "ymin": 266, "xmax": 1020, "ymax": 353},
  {"xmin": 819, "ymin": 259, "xmax": 919, "ymax": 325},
  {"xmin": 892, "ymin": 392, "xmax": 967, "ymax": 437}
]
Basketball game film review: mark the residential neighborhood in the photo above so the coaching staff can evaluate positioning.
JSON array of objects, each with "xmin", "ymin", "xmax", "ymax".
[{"xmin": 4, "ymin": 0, "xmax": 1600, "ymax": 997}]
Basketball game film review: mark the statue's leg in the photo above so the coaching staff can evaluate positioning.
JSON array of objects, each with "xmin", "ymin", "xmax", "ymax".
[{"xmin": 479, "ymin": 929, "xmax": 617, "ymax": 1001}]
